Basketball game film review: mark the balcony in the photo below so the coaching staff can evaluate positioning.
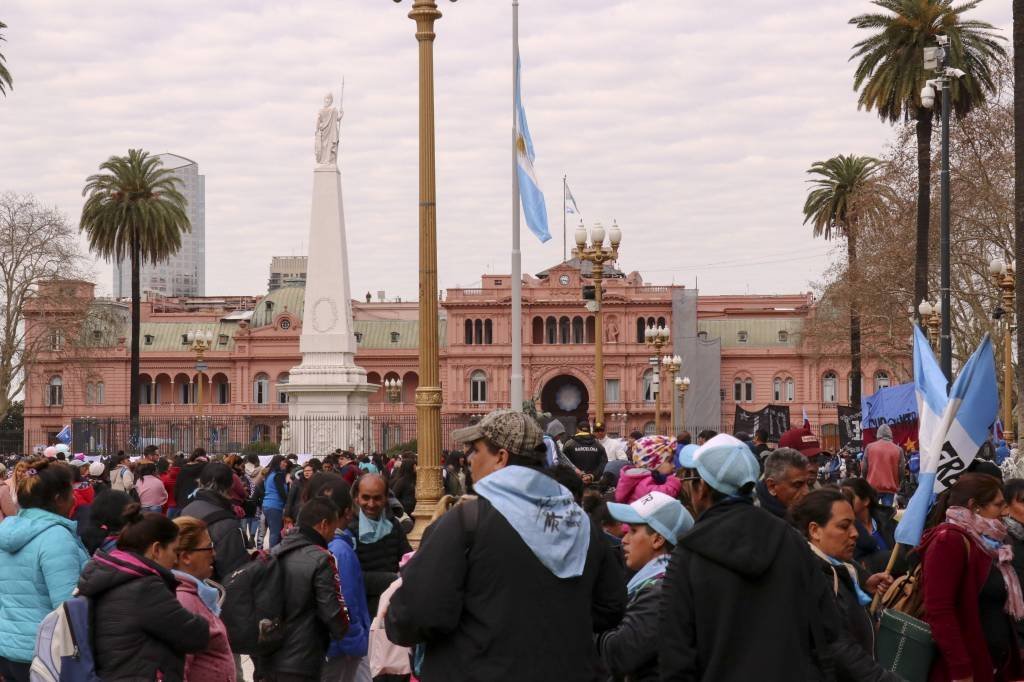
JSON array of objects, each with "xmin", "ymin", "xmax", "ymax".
[{"xmin": 140, "ymin": 402, "xmax": 288, "ymax": 416}]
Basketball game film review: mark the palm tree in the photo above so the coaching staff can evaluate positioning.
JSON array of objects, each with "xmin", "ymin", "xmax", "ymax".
[
  {"xmin": 803, "ymin": 155, "xmax": 887, "ymax": 409},
  {"xmin": 80, "ymin": 150, "xmax": 190, "ymax": 446},
  {"xmin": 850, "ymin": 0, "xmax": 1004, "ymax": 316},
  {"xmin": 0, "ymin": 21, "xmax": 12, "ymax": 96}
]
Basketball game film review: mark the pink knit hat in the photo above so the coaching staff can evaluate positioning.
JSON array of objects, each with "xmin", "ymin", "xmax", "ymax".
[{"xmin": 633, "ymin": 435, "xmax": 675, "ymax": 470}]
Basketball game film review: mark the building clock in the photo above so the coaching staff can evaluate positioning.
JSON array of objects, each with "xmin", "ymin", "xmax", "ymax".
[{"xmin": 559, "ymin": 274, "xmax": 570, "ymax": 286}]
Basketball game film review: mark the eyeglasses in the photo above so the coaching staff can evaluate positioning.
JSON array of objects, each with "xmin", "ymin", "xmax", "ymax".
[{"xmin": 179, "ymin": 545, "xmax": 215, "ymax": 554}]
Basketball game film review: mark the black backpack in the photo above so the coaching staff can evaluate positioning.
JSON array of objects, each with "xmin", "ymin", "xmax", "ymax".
[{"xmin": 220, "ymin": 546, "xmax": 299, "ymax": 656}]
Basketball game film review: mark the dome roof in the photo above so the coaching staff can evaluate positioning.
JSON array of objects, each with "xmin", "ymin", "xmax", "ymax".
[{"xmin": 250, "ymin": 285, "xmax": 305, "ymax": 328}]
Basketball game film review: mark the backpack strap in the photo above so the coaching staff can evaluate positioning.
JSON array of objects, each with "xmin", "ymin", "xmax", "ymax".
[
  {"xmin": 202, "ymin": 508, "xmax": 238, "ymax": 526},
  {"xmin": 458, "ymin": 496, "xmax": 479, "ymax": 552}
]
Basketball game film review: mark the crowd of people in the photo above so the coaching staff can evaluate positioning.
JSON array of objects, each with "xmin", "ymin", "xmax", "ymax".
[{"xmin": 0, "ymin": 414, "xmax": 1021, "ymax": 681}]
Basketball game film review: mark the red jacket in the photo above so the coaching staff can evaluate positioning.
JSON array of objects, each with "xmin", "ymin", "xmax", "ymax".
[
  {"xmin": 161, "ymin": 466, "xmax": 180, "ymax": 512},
  {"xmin": 175, "ymin": 575, "xmax": 235, "ymax": 681},
  {"xmin": 920, "ymin": 523, "xmax": 1023, "ymax": 682}
]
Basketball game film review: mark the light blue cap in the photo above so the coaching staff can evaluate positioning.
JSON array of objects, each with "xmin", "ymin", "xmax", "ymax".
[
  {"xmin": 676, "ymin": 444, "xmax": 700, "ymax": 469},
  {"xmin": 607, "ymin": 491, "xmax": 695, "ymax": 543},
  {"xmin": 693, "ymin": 434, "xmax": 760, "ymax": 496}
]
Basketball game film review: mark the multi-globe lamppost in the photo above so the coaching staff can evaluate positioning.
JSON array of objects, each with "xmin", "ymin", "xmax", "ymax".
[
  {"xmin": 918, "ymin": 300, "xmax": 941, "ymax": 351},
  {"xmin": 573, "ymin": 220, "xmax": 622, "ymax": 426},
  {"xmin": 186, "ymin": 328, "xmax": 213, "ymax": 452},
  {"xmin": 675, "ymin": 374, "xmax": 691, "ymax": 433},
  {"xmin": 644, "ymin": 324, "xmax": 669, "ymax": 434},
  {"xmin": 662, "ymin": 354, "xmax": 681, "ymax": 434},
  {"xmin": 989, "ymin": 258, "xmax": 1016, "ymax": 444},
  {"xmin": 395, "ymin": 0, "xmax": 456, "ymax": 542}
]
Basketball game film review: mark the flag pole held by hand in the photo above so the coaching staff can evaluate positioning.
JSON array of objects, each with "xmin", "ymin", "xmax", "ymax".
[{"xmin": 869, "ymin": 544, "xmax": 901, "ymax": 615}]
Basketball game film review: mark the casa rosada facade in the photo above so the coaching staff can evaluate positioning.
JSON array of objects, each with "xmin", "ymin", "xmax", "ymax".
[{"xmin": 22, "ymin": 261, "xmax": 908, "ymax": 452}]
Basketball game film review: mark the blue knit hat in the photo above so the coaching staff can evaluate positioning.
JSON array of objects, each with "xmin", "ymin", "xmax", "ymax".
[{"xmin": 693, "ymin": 434, "xmax": 759, "ymax": 496}]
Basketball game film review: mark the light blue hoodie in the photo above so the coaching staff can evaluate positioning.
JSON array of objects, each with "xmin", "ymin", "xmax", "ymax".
[
  {"xmin": 0, "ymin": 508, "xmax": 90, "ymax": 662},
  {"xmin": 474, "ymin": 465, "xmax": 591, "ymax": 578}
]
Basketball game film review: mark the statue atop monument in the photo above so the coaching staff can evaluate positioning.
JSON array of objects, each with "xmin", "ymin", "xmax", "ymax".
[{"xmin": 315, "ymin": 92, "xmax": 342, "ymax": 165}]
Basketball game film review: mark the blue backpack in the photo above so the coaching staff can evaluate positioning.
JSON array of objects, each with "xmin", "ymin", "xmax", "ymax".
[{"xmin": 30, "ymin": 596, "xmax": 100, "ymax": 682}]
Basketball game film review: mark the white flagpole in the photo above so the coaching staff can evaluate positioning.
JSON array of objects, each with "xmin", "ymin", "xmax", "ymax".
[
  {"xmin": 563, "ymin": 174, "xmax": 567, "ymax": 263},
  {"xmin": 510, "ymin": 0, "xmax": 524, "ymax": 411}
]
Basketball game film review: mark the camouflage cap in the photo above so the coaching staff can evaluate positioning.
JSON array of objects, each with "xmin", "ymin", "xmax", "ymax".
[{"xmin": 451, "ymin": 408, "xmax": 546, "ymax": 461}]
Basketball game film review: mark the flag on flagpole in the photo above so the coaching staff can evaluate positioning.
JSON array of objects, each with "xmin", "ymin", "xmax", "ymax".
[
  {"xmin": 802, "ymin": 407, "xmax": 810, "ymax": 429},
  {"xmin": 565, "ymin": 181, "xmax": 580, "ymax": 216},
  {"xmin": 515, "ymin": 57, "xmax": 550, "ymax": 243},
  {"xmin": 894, "ymin": 327, "xmax": 998, "ymax": 546},
  {"xmin": 56, "ymin": 425, "xmax": 71, "ymax": 445}
]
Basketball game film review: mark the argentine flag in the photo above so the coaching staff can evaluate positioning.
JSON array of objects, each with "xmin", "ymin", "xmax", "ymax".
[
  {"xmin": 565, "ymin": 182, "xmax": 580, "ymax": 216},
  {"xmin": 516, "ymin": 57, "xmax": 550, "ymax": 243},
  {"xmin": 894, "ymin": 327, "xmax": 998, "ymax": 546}
]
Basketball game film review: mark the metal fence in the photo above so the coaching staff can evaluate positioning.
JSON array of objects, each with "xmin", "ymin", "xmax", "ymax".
[{"xmin": 4, "ymin": 414, "xmax": 476, "ymax": 457}]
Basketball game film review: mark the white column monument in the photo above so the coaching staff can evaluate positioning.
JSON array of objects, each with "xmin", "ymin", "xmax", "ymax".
[{"xmin": 284, "ymin": 92, "xmax": 376, "ymax": 456}]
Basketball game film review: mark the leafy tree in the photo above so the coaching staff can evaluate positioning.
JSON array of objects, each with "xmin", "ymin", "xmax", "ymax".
[
  {"xmin": 79, "ymin": 150, "xmax": 190, "ymax": 448},
  {"xmin": 0, "ymin": 21, "xmax": 12, "ymax": 96},
  {"xmin": 850, "ymin": 0, "xmax": 1005, "ymax": 316},
  {"xmin": 803, "ymin": 154, "xmax": 889, "ymax": 407}
]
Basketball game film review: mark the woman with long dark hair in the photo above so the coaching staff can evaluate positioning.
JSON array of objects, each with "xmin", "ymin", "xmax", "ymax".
[
  {"xmin": 840, "ymin": 477, "xmax": 897, "ymax": 573},
  {"xmin": 262, "ymin": 454, "xmax": 290, "ymax": 547},
  {"xmin": 77, "ymin": 507, "xmax": 210, "ymax": 680},
  {"xmin": 79, "ymin": 489, "xmax": 135, "ymax": 555},
  {"xmin": 0, "ymin": 458, "xmax": 89, "ymax": 682},
  {"xmin": 390, "ymin": 456, "xmax": 417, "ymax": 515},
  {"xmin": 920, "ymin": 473, "xmax": 1024, "ymax": 681}
]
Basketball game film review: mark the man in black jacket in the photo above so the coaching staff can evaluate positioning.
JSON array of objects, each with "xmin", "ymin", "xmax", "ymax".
[
  {"xmin": 349, "ymin": 473, "xmax": 412, "ymax": 615},
  {"xmin": 180, "ymin": 462, "xmax": 249, "ymax": 581},
  {"xmin": 258, "ymin": 497, "xmax": 349, "ymax": 682},
  {"xmin": 658, "ymin": 434, "xmax": 894, "ymax": 682},
  {"xmin": 563, "ymin": 422, "xmax": 607, "ymax": 482},
  {"xmin": 174, "ymin": 448, "xmax": 209, "ymax": 510},
  {"xmin": 386, "ymin": 409, "xmax": 626, "ymax": 682}
]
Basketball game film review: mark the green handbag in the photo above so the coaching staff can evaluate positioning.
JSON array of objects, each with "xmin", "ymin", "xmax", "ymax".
[{"xmin": 876, "ymin": 608, "xmax": 936, "ymax": 682}]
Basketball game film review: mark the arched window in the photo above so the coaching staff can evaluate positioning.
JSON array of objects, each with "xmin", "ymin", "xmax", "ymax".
[
  {"xmin": 484, "ymin": 319, "xmax": 493, "ymax": 344},
  {"xmin": 636, "ymin": 318, "xmax": 646, "ymax": 343},
  {"xmin": 733, "ymin": 378, "xmax": 742, "ymax": 402},
  {"xmin": 217, "ymin": 382, "xmax": 229, "ymax": 404},
  {"xmin": 874, "ymin": 371, "xmax": 890, "ymax": 391},
  {"xmin": 657, "ymin": 316, "xmax": 666, "ymax": 328},
  {"xmin": 464, "ymin": 319, "xmax": 473, "ymax": 345},
  {"xmin": 822, "ymin": 372, "xmax": 838, "ymax": 404},
  {"xmin": 47, "ymin": 376, "xmax": 63, "ymax": 406},
  {"xmin": 559, "ymin": 317, "xmax": 571, "ymax": 344},
  {"xmin": 585, "ymin": 316, "xmax": 596, "ymax": 343},
  {"xmin": 253, "ymin": 373, "xmax": 270, "ymax": 404},
  {"xmin": 85, "ymin": 383, "xmax": 94, "ymax": 405},
  {"xmin": 139, "ymin": 381, "xmax": 153, "ymax": 405},
  {"xmin": 642, "ymin": 369, "xmax": 655, "ymax": 402},
  {"xmin": 546, "ymin": 317, "xmax": 557, "ymax": 345},
  {"xmin": 572, "ymin": 316, "xmax": 584, "ymax": 344},
  {"xmin": 647, "ymin": 316, "xmax": 656, "ymax": 329},
  {"xmin": 277, "ymin": 373, "xmax": 290, "ymax": 404},
  {"xmin": 773, "ymin": 378, "xmax": 782, "ymax": 402},
  {"xmin": 745, "ymin": 379, "xmax": 753, "ymax": 402},
  {"xmin": 532, "ymin": 317, "xmax": 544, "ymax": 344},
  {"xmin": 180, "ymin": 381, "xmax": 193, "ymax": 404},
  {"xmin": 95, "ymin": 382, "xmax": 105, "ymax": 405},
  {"xmin": 470, "ymin": 370, "xmax": 487, "ymax": 403},
  {"xmin": 785, "ymin": 378, "xmax": 795, "ymax": 402},
  {"xmin": 474, "ymin": 319, "xmax": 483, "ymax": 345}
]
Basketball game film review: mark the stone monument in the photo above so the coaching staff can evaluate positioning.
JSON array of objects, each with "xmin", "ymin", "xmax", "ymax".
[{"xmin": 283, "ymin": 91, "xmax": 376, "ymax": 456}]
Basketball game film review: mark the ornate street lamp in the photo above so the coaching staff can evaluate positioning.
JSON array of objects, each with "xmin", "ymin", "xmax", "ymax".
[
  {"xmin": 990, "ymin": 258, "xmax": 1016, "ymax": 443},
  {"xmin": 644, "ymin": 324, "xmax": 669, "ymax": 434},
  {"xmin": 573, "ymin": 219, "xmax": 622, "ymax": 425},
  {"xmin": 384, "ymin": 378, "xmax": 404, "ymax": 404},
  {"xmin": 663, "ymin": 354, "xmax": 681, "ymax": 434},
  {"xmin": 186, "ymin": 329, "xmax": 214, "ymax": 416},
  {"xmin": 918, "ymin": 300, "xmax": 941, "ymax": 351},
  {"xmin": 675, "ymin": 375, "xmax": 691, "ymax": 433}
]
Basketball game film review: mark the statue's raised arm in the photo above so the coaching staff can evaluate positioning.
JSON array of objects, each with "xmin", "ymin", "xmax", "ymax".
[{"xmin": 314, "ymin": 92, "xmax": 341, "ymax": 165}]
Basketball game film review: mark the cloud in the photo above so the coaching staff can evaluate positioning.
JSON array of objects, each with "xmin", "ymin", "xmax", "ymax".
[{"xmin": 0, "ymin": 0, "xmax": 1011, "ymax": 299}]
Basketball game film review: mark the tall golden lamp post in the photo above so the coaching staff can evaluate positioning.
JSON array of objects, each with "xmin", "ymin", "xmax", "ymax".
[
  {"xmin": 662, "ymin": 354, "xmax": 681, "ymax": 434},
  {"xmin": 644, "ymin": 324, "xmax": 670, "ymax": 434},
  {"xmin": 573, "ymin": 219, "xmax": 622, "ymax": 426},
  {"xmin": 675, "ymin": 375, "xmax": 691, "ymax": 433},
  {"xmin": 918, "ymin": 300, "xmax": 941, "ymax": 351},
  {"xmin": 989, "ymin": 258, "xmax": 1016, "ymax": 444},
  {"xmin": 186, "ymin": 329, "xmax": 213, "ymax": 417},
  {"xmin": 397, "ymin": 0, "xmax": 455, "ymax": 544}
]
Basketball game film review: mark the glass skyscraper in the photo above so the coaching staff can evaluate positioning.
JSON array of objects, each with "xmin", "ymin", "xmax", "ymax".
[{"xmin": 113, "ymin": 153, "xmax": 205, "ymax": 298}]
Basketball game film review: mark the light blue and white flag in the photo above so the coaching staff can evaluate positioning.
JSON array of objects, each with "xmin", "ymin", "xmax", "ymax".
[
  {"xmin": 894, "ymin": 327, "xmax": 998, "ymax": 546},
  {"xmin": 516, "ymin": 57, "xmax": 550, "ymax": 243},
  {"xmin": 565, "ymin": 181, "xmax": 580, "ymax": 216},
  {"xmin": 56, "ymin": 425, "xmax": 71, "ymax": 445}
]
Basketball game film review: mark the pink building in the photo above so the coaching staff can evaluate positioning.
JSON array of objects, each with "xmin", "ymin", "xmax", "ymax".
[{"xmin": 21, "ymin": 261, "xmax": 909, "ymax": 454}]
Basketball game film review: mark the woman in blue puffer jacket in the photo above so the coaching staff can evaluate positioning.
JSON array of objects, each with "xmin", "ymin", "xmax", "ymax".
[{"xmin": 0, "ymin": 457, "xmax": 89, "ymax": 682}]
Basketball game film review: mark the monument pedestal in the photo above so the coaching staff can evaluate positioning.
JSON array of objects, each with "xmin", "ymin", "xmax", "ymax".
[{"xmin": 284, "ymin": 161, "xmax": 376, "ymax": 456}]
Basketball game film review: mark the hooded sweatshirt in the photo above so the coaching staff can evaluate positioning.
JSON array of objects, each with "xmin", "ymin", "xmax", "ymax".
[
  {"xmin": 385, "ymin": 465, "xmax": 626, "ymax": 682},
  {"xmin": 864, "ymin": 425, "xmax": 903, "ymax": 495},
  {"xmin": 0, "ymin": 508, "xmax": 89, "ymax": 662}
]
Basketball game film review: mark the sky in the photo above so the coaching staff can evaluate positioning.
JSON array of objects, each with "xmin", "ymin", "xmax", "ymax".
[{"xmin": 0, "ymin": 0, "xmax": 1012, "ymax": 301}]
